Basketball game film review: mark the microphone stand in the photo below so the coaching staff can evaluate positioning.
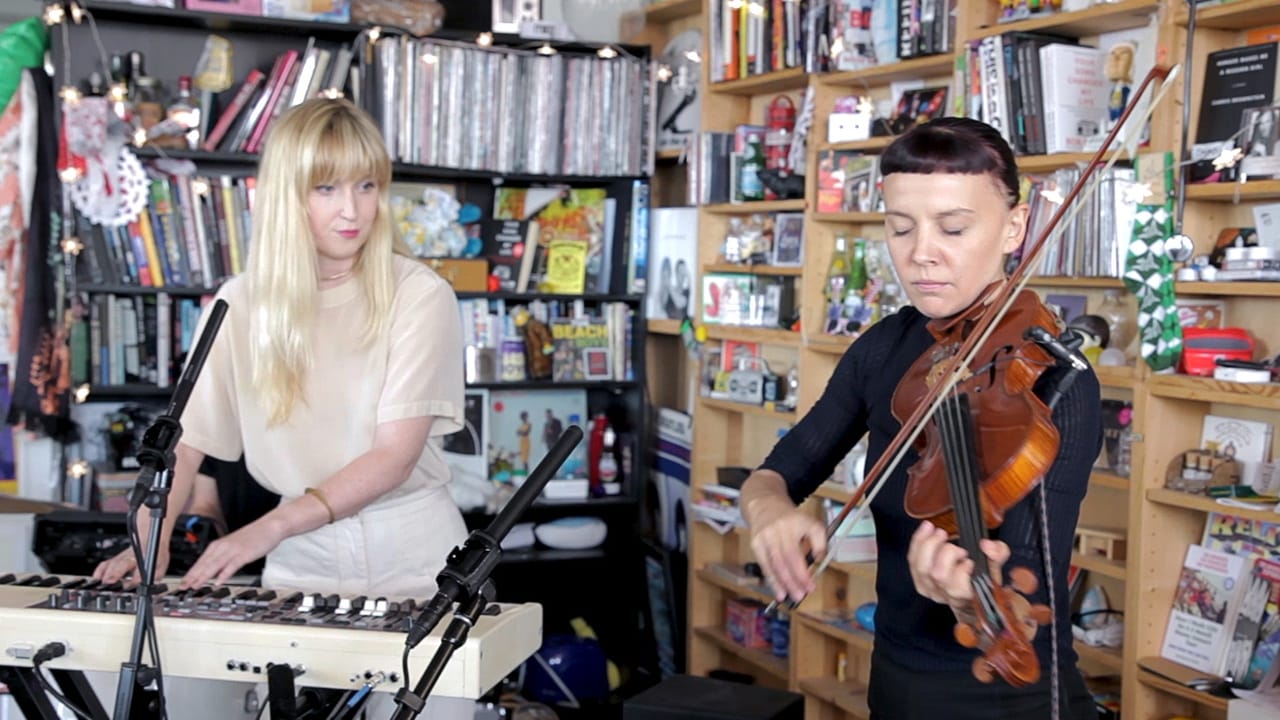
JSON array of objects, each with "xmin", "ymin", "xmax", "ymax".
[
  {"xmin": 113, "ymin": 300, "xmax": 228, "ymax": 720},
  {"xmin": 391, "ymin": 425, "xmax": 584, "ymax": 720}
]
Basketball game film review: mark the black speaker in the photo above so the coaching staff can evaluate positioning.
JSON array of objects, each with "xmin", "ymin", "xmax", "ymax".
[{"xmin": 623, "ymin": 675, "xmax": 803, "ymax": 720}]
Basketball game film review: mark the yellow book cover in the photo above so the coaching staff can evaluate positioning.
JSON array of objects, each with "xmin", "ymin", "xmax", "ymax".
[
  {"xmin": 137, "ymin": 210, "xmax": 166, "ymax": 287},
  {"xmin": 544, "ymin": 240, "xmax": 587, "ymax": 294},
  {"xmin": 221, "ymin": 178, "xmax": 242, "ymax": 275}
]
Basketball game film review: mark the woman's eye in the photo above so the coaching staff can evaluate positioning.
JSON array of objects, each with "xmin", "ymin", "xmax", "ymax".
[
  {"xmin": 314, "ymin": 184, "xmax": 334, "ymax": 193},
  {"xmin": 889, "ymin": 226, "xmax": 913, "ymax": 237},
  {"xmin": 359, "ymin": 181, "xmax": 377, "ymax": 192},
  {"xmin": 942, "ymin": 227, "xmax": 966, "ymax": 236}
]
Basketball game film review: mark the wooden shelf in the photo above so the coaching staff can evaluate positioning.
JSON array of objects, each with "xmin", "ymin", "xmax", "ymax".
[
  {"xmin": 829, "ymin": 560, "xmax": 876, "ymax": 581},
  {"xmin": 643, "ymin": 0, "xmax": 701, "ymax": 23},
  {"xmin": 704, "ymin": 199, "xmax": 807, "ymax": 214},
  {"xmin": 1094, "ymin": 365, "xmax": 1138, "ymax": 390},
  {"xmin": 1017, "ymin": 152, "xmax": 1122, "ymax": 173},
  {"xmin": 1027, "ymin": 276, "xmax": 1126, "ymax": 288},
  {"xmin": 695, "ymin": 566, "xmax": 774, "ymax": 605},
  {"xmin": 704, "ymin": 262, "xmax": 804, "ymax": 277},
  {"xmin": 970, "ymin": 0, "xmax": 1160, "ymax": 40},
  {"xmin": 692, "ymin": 626, "xmax": 790, "ymax": 678},
  {"xmin": 1176, "ymin": 0, "xmax": 1280, "ymax": 30},
  {"xmin": 1075, "ymin": 641, "xmax": 1124, "ymax": 673},
  {"xmin": 1175, "ymin": 281, "xmax": 1280, "ymax": 298},
  {"xmin": 1146, "ymin": 374, "xmax": 1280, "ymax": 410},
  {"xmin": 820, "ymin": 137, "xmax": 895, "ymax": 154},
  {"xmin": 709, "ymin": 67, "xmax": 810, "ymax": 96},
  {"xmin": 795, "ymin": 612, "xmax": 875, "ymax": 652},
  {"xmin": 1136, "ymin": 668, "xmax": 1229, "ymax": 711},
  {"xmin": 813, "ymin": 481, "xmax": 855, "ymax": 503},
  {"xmin": 703, "ymin": 324, "xmax": 802, "ymax": 346},
  {"xmin": 655, "ymin": 148, "xmax": 684, "ymax": 162},
  {"xmin": 797, "ymin": 676, "xmax": 870, "ymax": 719},
  {"xmin": 811, "ymin": 212, "xmax": 885, "ymax": 224},
  {"xmin": 1185, "ymin": 180, "xmax": 1280, "ymax": 202},
  {"xmin": 1071, "ymin": 551, "xmax": 1127, "ymax": 581},
  {"xmin": 806, "ymin": 334, "xmax": 856, "ymax": 355},
  {"xmin": 1090, "ymin": 471, "xmax": 1130, "ymax": 492},
  {"xmin": 821, "ymin": 54, "xmax": 955, "ymax": 88},
  {"xmin": 700, "ymin": 396, "xmax": 798, "ymax": 421},
  {"xmin": 1147, "ymin": 487, "xmax": 1280, "ymax": 522},
  {"xmin": 647, "ymin": 318, "xmax": 683, "ymax": 336}
]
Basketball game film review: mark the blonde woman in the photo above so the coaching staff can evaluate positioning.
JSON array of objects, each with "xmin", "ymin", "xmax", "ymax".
[{"xmin": 95, "ymin": 98, "xmax": 472, "ymax": 717}]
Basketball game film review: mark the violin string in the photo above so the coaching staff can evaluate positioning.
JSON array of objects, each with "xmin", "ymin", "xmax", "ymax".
[
  {"xmin": 944, "ymin": 391, "xmax": 1000, "ymax": 631},
  {"xmin": 801, "ymin": 64, "xmax": 1183, "ymax": 600}
]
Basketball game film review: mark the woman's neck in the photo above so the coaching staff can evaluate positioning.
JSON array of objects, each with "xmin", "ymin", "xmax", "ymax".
[{"xmin": 318, "ymin": 264, "xmax": 356, "ymax": 289}]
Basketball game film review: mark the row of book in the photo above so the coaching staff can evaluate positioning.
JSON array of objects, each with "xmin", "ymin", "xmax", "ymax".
[
  {"xmin": 361, "ymin": 36, "xmax": 652, "ymax": 178},
  {"xmin": 75, "ymin": 166, "xmax": 252, "ymax": 290},
  {"xmin": 458, "ymin": 299, "xmax": 635, "ymax": 383},
  {"xmin": 956, "ymin": 23, "xmax": 1156, "ymax": 157},
  {"xmin": 70, "ymin": 293, "xmax": 207, "ymax": 388},
  {"xmin": 1021, "ymin": 164, "xmax": 1137, "ymax": 279},
  {"xmin": 707, "ymin": 0, "xmax": 956, "ymax": 84}
]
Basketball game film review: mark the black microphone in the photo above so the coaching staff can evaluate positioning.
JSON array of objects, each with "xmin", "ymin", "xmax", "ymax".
[
  {"xmin": 404, "ymin": 424, "xmax": 584, "ymax": 650},
  {"xmin": 129, "ymin": 299, "xmax": 228, "ymax": 511}
]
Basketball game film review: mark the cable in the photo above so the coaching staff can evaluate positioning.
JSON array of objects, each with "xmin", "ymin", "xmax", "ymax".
[
  {"xmin": 401, "ymin": 644, "xmax": 412, "ymax": 698},
  {"xmin": 32, "ymin": 643, "xmax": 95, "ymax": 720}
]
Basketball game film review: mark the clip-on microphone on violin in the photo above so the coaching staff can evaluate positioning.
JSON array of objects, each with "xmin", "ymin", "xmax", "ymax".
[{"xmin": 1024, "ymin": 326, "xmax": 1090, "ymax": 412}]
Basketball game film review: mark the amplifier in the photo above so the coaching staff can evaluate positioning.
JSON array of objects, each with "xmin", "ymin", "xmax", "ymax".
[{"xmin": 32, "ymin": 510, "xmax": 220, "ymax": 576}]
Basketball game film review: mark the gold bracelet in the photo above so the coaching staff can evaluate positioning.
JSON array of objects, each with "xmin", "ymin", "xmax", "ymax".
[{"xmin": 305, "ymin": 487, "xmax": 336, "ymax": 524}]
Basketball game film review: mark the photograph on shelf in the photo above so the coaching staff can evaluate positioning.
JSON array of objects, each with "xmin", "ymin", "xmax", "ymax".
[
  {"xmin": 1240, "ymin": 105, "xmax": 1280, "ymax": 179},
  {"xmin": 771, "ymin": 213, "xmax": 804, "ymax": 267},
  {"xmin": 646, "ymin": 207, "xmax": 698, "ymax": 321},
  {"xmin": 656, "ymin": 30, "xmax": 703, "ymax": 152},
  {"xmin": 488, "ymin": 388, "xmax": 589, "ymax": 480}
]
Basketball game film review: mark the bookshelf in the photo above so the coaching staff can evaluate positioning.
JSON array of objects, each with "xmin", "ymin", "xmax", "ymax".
[
  {"xmin": 48, "ymin": 0, "xmax": 661, "ymax": 697},
  {"xmin": 678, "ymin": 0, "xmax": 1280, "ymax": 717}
]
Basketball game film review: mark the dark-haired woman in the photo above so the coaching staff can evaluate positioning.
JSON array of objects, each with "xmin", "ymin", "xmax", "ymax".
[{"xmin": 740, "ymin": 117, "xmax": 1101, "ymax": 719}]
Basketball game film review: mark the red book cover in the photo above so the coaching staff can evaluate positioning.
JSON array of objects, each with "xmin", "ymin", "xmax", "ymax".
[
  {"xmin": 245, "ymin": 49, "xmax": 300, "ymax": 154},
  {"xmin": 202, "ymin": 68, "xmax": 265, "ymax": 152}
]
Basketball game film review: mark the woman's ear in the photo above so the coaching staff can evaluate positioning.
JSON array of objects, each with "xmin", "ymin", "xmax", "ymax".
[{"xmin": 1002, "ymin": 202, "xmax": 1030, "ymax": 255}]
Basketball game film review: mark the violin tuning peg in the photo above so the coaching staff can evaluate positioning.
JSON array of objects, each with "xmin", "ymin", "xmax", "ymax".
[
  {"xmin": 1008, "ymin": 566, "xmax": 1038, "ymax": 596},
  {"xmin": 954, "ymin": 622, "xmax": 980, "ymax": 649},
  {"xmin": 972, "ymin": 657, "xmax": 996, "ymax": 684},
  {"xmin": 1030, "ymin": 604, "xmax": 1052, "ymax": 626}
]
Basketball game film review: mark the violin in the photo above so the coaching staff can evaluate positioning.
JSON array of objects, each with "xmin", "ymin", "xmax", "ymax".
[
  {"xmin": 787, "ymin": 63, "xmax": 1180, "ymax": 691},
  {"xmin": 891, "ymin": 285, "xmax": 1062, "ymax": 687}
]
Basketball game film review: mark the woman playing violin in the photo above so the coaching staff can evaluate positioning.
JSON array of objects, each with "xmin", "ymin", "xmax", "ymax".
[{"xmin": 741, "ymin": 117, "xmax": 1102, "ymax": 719}]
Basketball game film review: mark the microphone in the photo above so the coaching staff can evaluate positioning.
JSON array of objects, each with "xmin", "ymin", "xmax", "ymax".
[
  {"xmin": 404, "ymin": 424, "xmax": 584, "ymax": 650},
  {"xmin": 130, "ymin": 298, "xmax": 228, "ymax": 510}
]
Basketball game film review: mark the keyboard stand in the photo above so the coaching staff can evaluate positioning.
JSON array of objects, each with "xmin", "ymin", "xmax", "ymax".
[{"xmin": 0, "ymin": 665, "xmax": 108, "ymax": 720}]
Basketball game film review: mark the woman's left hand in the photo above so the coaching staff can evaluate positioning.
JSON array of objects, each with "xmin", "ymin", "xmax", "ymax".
[
  {"xmin": 180, "ymin": 519, "xmax": 285, "ymax": 589},
  {"xmin": 907, "ymin": 520, "xmax": 1010, "ymax": 612}
]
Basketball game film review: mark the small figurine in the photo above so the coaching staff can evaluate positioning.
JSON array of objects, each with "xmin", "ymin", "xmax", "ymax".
[
  {"xmin": 513, "ymin": 307, "xmax": 555, "ymax": 380},
  {"xmin": 1106, "ymin": 41, "xmax": 1137, "ymax": 126}
]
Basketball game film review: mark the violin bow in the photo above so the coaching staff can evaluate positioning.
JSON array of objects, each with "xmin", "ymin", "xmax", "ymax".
[{"xmin": 779, "ymin": 62, "xmax": 1182, "ymax": 603}]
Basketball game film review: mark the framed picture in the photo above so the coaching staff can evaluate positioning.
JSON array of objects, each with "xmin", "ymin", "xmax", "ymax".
[
  {"xmin": 582, "ymin": 346, "xmax": 613, "ymax": 381},
  {"xmin": 1240, "ymin": 105, "xmax": 1280, "ymax": 179},
  {"xmin": 771, "ymin": 213, "xmax": 805, "ymax": 267}
]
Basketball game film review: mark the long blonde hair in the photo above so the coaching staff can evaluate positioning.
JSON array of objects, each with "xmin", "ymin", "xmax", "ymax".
[{"xmin": 248, "ymin": 97, "xmax": 412, "ymax": 424}]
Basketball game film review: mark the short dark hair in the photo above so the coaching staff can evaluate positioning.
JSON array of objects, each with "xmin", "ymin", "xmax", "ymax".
[{"xmin": 880, "ymin": 117, "xmax": 1019, "ymax": 207}]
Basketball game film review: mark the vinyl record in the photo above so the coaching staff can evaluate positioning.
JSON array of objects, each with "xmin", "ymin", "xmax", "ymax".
[{"xmin": 656, "ymin": 29, "xmax": 702, "ymax": 152}]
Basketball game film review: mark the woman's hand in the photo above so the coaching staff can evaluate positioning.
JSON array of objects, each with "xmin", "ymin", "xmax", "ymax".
[
  {"xmin": 93, "ymin": 545, "xmax": 170, "ymax": 587},
  {"xmin": 745, "ymin": 493, "xmax": 827, "ymax": 603},
  {"xmin": 179, "ymin": 518, "xmax": 285, "ymax": 589},
  {"xmin": 908, "ymin": 520, "xmax": 1010, "ymax": 613}
]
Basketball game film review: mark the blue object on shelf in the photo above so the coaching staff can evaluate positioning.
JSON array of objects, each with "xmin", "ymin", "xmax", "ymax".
[{"xmin": 856, "ymin": 602, "xmax": 877, "ymax": 633}]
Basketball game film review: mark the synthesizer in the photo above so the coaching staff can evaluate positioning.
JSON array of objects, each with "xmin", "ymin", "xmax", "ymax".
[{"xmin": 0, "ymin": 574, "xmax": 541, "ymax": 699}]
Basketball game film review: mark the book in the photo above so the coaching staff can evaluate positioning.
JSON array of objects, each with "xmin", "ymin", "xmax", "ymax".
[
  {"xmin": 1192, "ymin": 42, "xmax": 1280, "ymax": 162},
  {"xmin": 1227, "ymin": 557, "xmax": 1280, "ymax": 689},
  {"xmin": 1201, "ymin": 511, "xmax": 1280, "ymax": 563},
  {"xmin": 1201, "ymin": 414, "xmax": 1275, "ymax": 493},
  {"xmin": 550, "ymin": 317, "xmax": 612, "ymax": 382},
  {"xmin": 1039, "ymin": 44, "xmax": 1108, "ymax": 154},
  {"xmin": 645, "ymin": 207, "xmax": 699, "ymax": 321},
  {"xmin": 1161, "ymin": 543, "xmax": 1252, "ymax": 675},
  {"xmin": 201, "ymin": 68, "xmax": 265, "ymax": 152}
]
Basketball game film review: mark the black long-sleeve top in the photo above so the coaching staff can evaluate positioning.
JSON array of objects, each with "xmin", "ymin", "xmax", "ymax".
[{"xmin": 760, "ymin": 306, "xmax": 1101, "ymax": 673}]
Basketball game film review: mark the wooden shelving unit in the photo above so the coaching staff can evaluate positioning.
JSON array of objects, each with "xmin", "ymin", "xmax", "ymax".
[{"xmin": 684, "ymin": 2, "xmax": 1280, "ymax": 718}]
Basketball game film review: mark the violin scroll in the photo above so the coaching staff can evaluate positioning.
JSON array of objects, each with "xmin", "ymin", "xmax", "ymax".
[{"xmin": 954, "ymin": 567, "xmax": 1051, "ymax": 687}]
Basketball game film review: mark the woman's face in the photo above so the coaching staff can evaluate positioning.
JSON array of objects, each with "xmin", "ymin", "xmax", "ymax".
[
  {"xmin": 308, "ymin": 176, "xmax": 380, "ymax": 270},
  {"xmin": 881, "ymin": 172, "xmax": 1027, "ymax": 319}
]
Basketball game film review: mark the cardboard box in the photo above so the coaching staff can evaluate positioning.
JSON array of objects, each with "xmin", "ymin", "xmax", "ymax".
[{"xmin": 423, "ymin": 258, "xmax": 488, "ymax": 293}]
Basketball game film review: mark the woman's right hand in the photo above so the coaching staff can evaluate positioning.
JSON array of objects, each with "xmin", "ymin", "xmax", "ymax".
[
  {"xmin": 93, "ymin": 545, "xmax": 169, "ymax": 587},
  {"xmin": 745, "ymin": 493, "xmax": 827, "ymax": 603}
]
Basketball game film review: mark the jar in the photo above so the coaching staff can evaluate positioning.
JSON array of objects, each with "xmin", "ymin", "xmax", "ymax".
[{"xmin": 1095, "ymin": 289, "xmax": 1137, "ymax": 359}]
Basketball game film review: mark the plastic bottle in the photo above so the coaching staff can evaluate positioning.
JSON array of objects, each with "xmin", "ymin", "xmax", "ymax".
[
  {"xmin": 739, "ymin": 132, "xmax": 766, "ymax": 202},
  {"xmin": 588, "ymin": 413, "xmax": 607, "ymax": 496},
  {"xmin": 599, "ymin": 426, "xmax": 619, "ymax": 495}
]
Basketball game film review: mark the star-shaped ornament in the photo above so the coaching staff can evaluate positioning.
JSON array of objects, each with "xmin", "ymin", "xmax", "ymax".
[
  {"xmin": 1040, "ymin": 188, "xmax": 1064, "ymax": 205},
  {"xmin": 1122, "ymin": 182, "xmax": 1153, "ymax": 205},
  {"xmin": 856, "ymin": 96, "xmax": 875, "ymax": 115},
  {"xmin": 1213, "ymin": 146, "xmax": 1243, "ymax": 171}
]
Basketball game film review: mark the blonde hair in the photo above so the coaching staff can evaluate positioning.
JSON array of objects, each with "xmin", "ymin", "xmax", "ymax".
[{"xmin": 247, "ymin": 97, "xmax": 412, "ymax": 424}]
